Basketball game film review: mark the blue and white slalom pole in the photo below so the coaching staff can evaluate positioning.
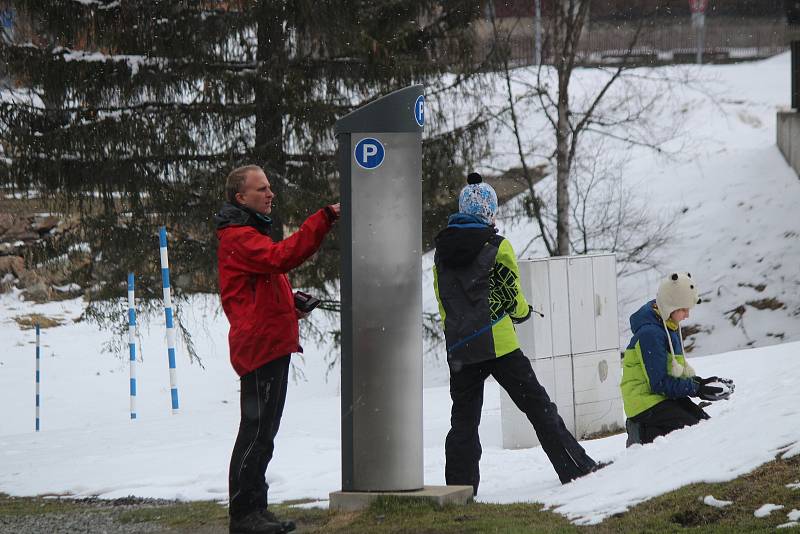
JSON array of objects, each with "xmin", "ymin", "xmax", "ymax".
[
  {"xmin": 128, "ymin": 272, "xmax": 137, "ymax": 420},
  {"xmin": 159, "ymin": 227, "xmax": 180, "ymax": 414},
  {"xmin": 35, "ymin": 323, "xmax": 40, "ymax": 432}
]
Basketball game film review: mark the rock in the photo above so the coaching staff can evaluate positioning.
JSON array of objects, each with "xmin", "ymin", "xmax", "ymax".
[
  {"xmin": 1, "ymin": 216, "xmax": 37, "ymax": 241},
  {"xmin": 0, "ymin": 255, "xmax": 24, "ymax": 277},
  {"xmin": 0, "ymin": 213, "xmax": 13, "ymax": 235},
  {"xmin": 0, "ymin": 242, "xmax": 25, "ymax": 255},
  {"xmin": 21, "ymin": 282, "xmax": 51, "ymax": 303},
  {"xmin": 32, "ymin": 215, "xmax": 60, "ymax": 235}
]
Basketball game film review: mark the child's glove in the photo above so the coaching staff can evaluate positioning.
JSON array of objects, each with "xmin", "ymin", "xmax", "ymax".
[
  {"xmin": 693, "ymin": 376, "xmax": 735, "ymax": 401},
  {"xmin": 510, "ymin": 305, "xmax": 533, "ymax": 324}
]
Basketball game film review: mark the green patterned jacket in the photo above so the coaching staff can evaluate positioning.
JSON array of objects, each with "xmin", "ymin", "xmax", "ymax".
[{"xmin": 433, "ymin": 214, "xmax": 531, "ymax": 367}]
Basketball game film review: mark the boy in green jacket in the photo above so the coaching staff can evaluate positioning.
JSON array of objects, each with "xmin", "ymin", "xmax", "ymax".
[
  {"xmin": 620, "ymin": 272, "xmax": 734, "ymax": 446},
  {"xmin": 433, "ymin": 173, "xmax": 598, "ymax": 495}
]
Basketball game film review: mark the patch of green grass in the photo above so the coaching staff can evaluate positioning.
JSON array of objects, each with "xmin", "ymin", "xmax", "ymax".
[
  {"xmin": 116, "ymin": 500, "xmax": 227, "ymax": 527},
  {"xmin": 4, "ymin": 454, "xmax": 800, "ymax": 533},
  {"xmin": 0, "ymin": 493, "xmax": 85, "ymax": 517},
  {"xmin": 298, "ymin": 455, "xmax": 800, "ymax": 533},
  {"xmin": 342, "ymin": 499, "xmax": 579, "ymax": 534},
  {"xmin": 116, "ymin": 500, "xmax": 330, "ymax": 532},
  {"xmin": 595, "ymin": 454, "xmax": 800, "ymax": 534}
]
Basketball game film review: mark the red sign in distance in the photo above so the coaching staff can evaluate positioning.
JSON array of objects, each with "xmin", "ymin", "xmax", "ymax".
[{"xmin": 689, "ymin": 0, "xmax": 708, "ymax": 14}]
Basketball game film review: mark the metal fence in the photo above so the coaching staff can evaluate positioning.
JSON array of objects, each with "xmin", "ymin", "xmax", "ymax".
[{"xmin": 481, "ymin": 17, "xmax": 793, "ymax": 66}]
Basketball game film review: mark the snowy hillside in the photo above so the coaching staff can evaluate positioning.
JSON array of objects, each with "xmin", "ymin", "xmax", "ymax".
[
  {"xmin": 1, "ymin": 54, "xmax": 799, "ymax": 526},
  {"xmin": 471, "ymin": 52, "xmax": 800, "ymax": 357}
]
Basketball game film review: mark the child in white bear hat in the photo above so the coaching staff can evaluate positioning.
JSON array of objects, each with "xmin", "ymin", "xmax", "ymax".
[{"xmin": 619, "ymin": 272, "xmax": 734, "ymax": 446}]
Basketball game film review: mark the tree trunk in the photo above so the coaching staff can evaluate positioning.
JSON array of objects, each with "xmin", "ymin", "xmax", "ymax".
[
  {"xmin": 255, "ymin": 0, "xmax": 287, "ymax": 241},
  {"xmin": 555, "ymin": 73, "xmax": 571, "ymax": 256}
]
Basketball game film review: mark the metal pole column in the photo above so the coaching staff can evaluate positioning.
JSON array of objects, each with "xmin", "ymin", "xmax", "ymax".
[{"xmin": 335, "ymin": 86, "xmax": 425, "ymax": 492}]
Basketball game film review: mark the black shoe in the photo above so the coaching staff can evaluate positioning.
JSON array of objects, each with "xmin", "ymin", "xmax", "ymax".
[
  {"xmin": 625, "ymin": 419, "xmax": 643, "ymax": 448},
  {"xmin": 261, "ymin": 509, "xmax": 296, "ymax": 533},
  {"xmin": 563, "ymin": 460, "xmax": 612, "ymax": 484},
  {"xmin": 229, "ymin": 510, "xmax": 285, "ymax": 534},
  {"xmin": 591, "ymin": 460, "xmax": 612, "ymax": 472}
]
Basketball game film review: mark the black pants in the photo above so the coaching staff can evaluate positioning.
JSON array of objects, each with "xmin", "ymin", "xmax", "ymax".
[
  {"xmin": 445, "ymin": 350, "xmax": 596, "ymax": 494},
  {"xmin": 629, "ymin": 397, "xmax": 709, "ymax": 445},
  {"xmin": 229, "ymin": 355, "xmax": 291, "ymax": 520}
]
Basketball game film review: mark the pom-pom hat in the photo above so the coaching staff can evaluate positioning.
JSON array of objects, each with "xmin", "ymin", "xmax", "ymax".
[{"xmin": 458, "ymin": 172, "xmax": 498, "ymax": 225}]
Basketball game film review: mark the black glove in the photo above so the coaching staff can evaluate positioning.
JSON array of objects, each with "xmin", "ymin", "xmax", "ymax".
[
  {"xmin": 693, "ymin": 376, "xmax": 718, "ymax": 385},
  {"xmin": 510, "ymin": 305, "xmax": 533, "ymax": 324},
  {"xmin": 692, "ymin": 376, "xmax": 734, "ymax": 401}
]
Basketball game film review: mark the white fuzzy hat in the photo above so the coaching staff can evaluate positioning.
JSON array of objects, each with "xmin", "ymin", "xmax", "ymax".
[{"xmin": 656, "ymin": 272, "xmax": 701, "ymax": 320}]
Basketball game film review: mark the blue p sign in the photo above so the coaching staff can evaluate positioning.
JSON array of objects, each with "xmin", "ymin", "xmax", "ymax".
[
  {"xmin": 414, "ymin": 95, "xmax": 424, "ymax": 127},
  {"xmin": 354, "ymin": 138, "xmax": 385, "ymax": 170}
]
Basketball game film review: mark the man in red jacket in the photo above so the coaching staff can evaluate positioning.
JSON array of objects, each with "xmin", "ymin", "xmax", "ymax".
[{"xmin": 215, "ymin": 165, "xmax": 339, "ymax": 534}]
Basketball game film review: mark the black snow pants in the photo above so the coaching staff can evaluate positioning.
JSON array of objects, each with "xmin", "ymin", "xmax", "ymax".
[
  {"xmin": 228, "ymin": 355, "xmax": 291, "ymax": 520},
  {"xmin": 628, "ymin": 397, "xmax": 710, "ymax": 446},
  {"xmin": 445, "ymin": 349, "xmax": 597, "ymax": 495}
]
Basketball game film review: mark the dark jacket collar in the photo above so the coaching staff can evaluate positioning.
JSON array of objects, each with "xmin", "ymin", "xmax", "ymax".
[
  {"xmin": 446, "ymin": 213, "xmax": 491, "ymax": 228},
  {"xmin": 434, "ymin": 213, "xmax": 497, "ymax": 268},
  {"xmin": 214, "ymin": 202, "xmax": 272, "ymax": 236}
]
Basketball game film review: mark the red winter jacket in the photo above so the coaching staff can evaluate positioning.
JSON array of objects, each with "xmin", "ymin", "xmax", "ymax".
[{"xmin": 216, "ymin": 204, "xmax": 335, "ymax": 376}]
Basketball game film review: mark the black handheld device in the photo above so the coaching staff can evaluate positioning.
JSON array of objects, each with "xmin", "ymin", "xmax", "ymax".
[{"xmin": 294, "ymin": 291, "xmax": 321, "ymax": 314}]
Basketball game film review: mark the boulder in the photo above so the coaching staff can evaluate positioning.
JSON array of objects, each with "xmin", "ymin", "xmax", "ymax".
[
  {"xmin": 1, "ymin": 216, "xmax": 37, "ymax": 240},
  {"xmin": 0, "ymin": 213, "xmax": 12, "ymax": 234},
  {"xmin": 21, "ymin": 282, "xmax": 51, "ymax": 303},
  {"xmin": 32, "ymin": 215, "xmax": 60, "ymax": 234},
  {"xmin": 0, "ymin": 255, "xmax": 24, "ymax": 277}
]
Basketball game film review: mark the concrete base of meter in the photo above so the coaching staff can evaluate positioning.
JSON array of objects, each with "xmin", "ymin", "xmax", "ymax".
[{"xmin": 329, "ymin": 485, "xmax": 474, "ymax": 512}]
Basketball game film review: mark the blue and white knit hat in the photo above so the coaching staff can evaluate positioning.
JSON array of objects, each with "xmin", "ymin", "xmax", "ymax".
[{"xmin": 458, "ymin": 172, "xmax": 498, "ymax": 225}]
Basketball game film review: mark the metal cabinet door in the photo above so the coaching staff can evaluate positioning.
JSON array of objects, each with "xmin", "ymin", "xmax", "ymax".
[
  {"xmin": 592, "ymin": 254, "xmax": 620, "ymax": 352},
  {"xmin": 572, "ymin": 350, "xmax": 624, "ymax": 439},
  {"xmin": 518, "ymin": 260, "xmax": 553, "ymax": 359},
  {"xmin": 548, "ymin": 259, "xmax": 571, "ymax": 357},
  {"xmin": 567, "ymin": 256, "xmax": 596, "ymax": 355}
]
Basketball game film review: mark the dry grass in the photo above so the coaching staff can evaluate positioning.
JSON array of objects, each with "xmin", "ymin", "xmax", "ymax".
[
  {"xmin": 746, "ymin": 298, "xmax": 786, "ymax": 311},
  {"xmin": 738, "ymin": 282, "xmax": 767, "ymax": 293},
  {"xmin": 12, "ymin": 313, "xmax": 64, "ymax": 330}
]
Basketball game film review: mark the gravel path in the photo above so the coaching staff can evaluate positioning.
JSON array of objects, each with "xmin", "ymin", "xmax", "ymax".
[{"xmin": 0, "ymin": 496, "xmax": 210, "ymax": 534}]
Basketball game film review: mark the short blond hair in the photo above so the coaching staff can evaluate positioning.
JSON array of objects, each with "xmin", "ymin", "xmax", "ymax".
[{"xmin": 225, "ymin": 165, "xmax": 263, "ymax": 203}]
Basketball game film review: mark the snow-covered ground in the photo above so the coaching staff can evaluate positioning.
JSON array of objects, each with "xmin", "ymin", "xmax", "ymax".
[
  {"xmin": 1, "ymin": 54, "xmax": 799, "ymax": 525},
  {"xmin": 1, "ymin": 292, "xmax": 799, "ymax": 524}
]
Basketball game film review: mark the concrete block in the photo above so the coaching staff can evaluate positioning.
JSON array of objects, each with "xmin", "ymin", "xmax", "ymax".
[
  {"xmin": 778, "ymin": 111, "xmax": 791, "ymax": 164},
  {"xmin": 500, "ymin": 357, "xmax": 555, "ymax": 449},
  {"xmin": 329, "ymin": 485, "xmax": 473, "ymax": 512},
  {"xmin": 777, "ymin": 111, "xmax": 800, "ymax": 179},
  {"xmin": 575, "ymin": 397, "xmax": 625, "ymax": 439},
  {"xmin": 572, "ymin": 350, "xmax": 621, "ymax": 405}
]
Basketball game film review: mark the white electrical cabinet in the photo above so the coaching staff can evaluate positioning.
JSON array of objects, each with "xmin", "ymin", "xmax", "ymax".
[{"xmin": 500, "ymin": 253, "xmax": 624, "ymax": 450}]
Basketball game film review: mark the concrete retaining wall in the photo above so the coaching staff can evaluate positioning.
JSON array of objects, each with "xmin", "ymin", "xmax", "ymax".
[{"xmin": 777, "ymin": 111, "xmax": 800, "ymax": 178}]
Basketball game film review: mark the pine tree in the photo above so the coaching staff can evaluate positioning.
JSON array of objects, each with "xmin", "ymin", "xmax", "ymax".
[{"xmin": 0, "ymin": 1, "xmax": 488, "ymax": 335}]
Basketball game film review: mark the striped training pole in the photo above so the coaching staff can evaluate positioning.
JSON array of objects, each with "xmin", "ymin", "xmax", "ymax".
[
  {"xmin": 128, "ymin": 273, "xmax": 137, "ymax": 420},
  {"xmin": 35, "ymin": 323, "xmax": 40, "ymax": 431},
  {"xmin": 159, "ymin": 227, "xmax": 180, "ymax": 414}
]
